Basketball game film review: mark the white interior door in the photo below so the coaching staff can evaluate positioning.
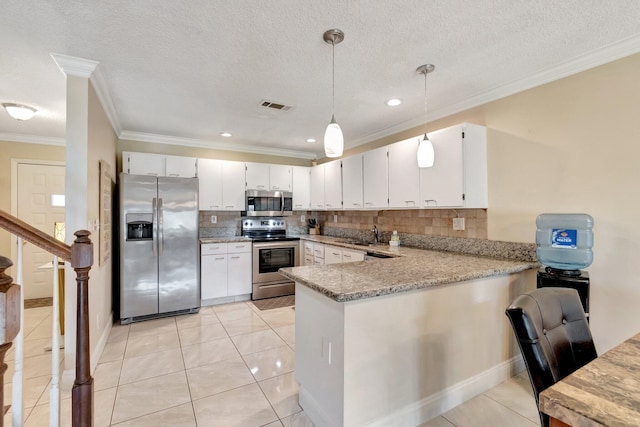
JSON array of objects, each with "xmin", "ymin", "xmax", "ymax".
[{"xmin": 16, "ymin": 163, "xmax": 65, "ymax": 300}]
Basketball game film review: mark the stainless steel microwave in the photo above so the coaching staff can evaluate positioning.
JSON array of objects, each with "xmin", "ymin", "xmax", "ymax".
[{"xmin": 245, "ymin": 190, "xmax": 293, "ymax": 216}]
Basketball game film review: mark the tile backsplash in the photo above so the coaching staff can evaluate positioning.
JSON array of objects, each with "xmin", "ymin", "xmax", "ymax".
[
  {"xmin": 199, "ymin": 208, "xmax": 487, "ymax": 240},
  {"xmin": 310, "ymin": 209, "xmax": 487, "ymax": 240}
]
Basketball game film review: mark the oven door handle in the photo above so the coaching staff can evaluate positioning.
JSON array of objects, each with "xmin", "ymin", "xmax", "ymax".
[{"xmin": 253, "ymin": 241, "xmax": 299, "ymax": 249}]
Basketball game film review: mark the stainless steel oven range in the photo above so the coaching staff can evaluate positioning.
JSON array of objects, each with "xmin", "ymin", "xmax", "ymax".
[{"xmin": 242, "ymin": 217, "xmax": 300, "ymax": 300}]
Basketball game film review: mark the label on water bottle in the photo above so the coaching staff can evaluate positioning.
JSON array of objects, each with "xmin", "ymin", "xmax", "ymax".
[{"xmin": 551, "ymin": 228, "xmax": 577, "ymax": 249}]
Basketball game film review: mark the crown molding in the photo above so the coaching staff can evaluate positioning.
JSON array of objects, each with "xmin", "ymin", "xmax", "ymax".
[
  {"xmin": 50, "ymin": 53, "xmax": 98, "ymax": 78},
  {"xmin": 119, "ymin": 131, "xmax": 318, "ymax": 160},
  {"xmin": 0, "ymin": 133, "xmax": 65, "ymax": 146},
  {"xmin": 345, "ymin": 33, "xmax": 640, "ymax": 151},
  {"xmin": 89, "ymin": 65, "xmax": 122, "ymax": 135}
]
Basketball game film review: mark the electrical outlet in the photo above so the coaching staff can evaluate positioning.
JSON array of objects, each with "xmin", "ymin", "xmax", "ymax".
[
  {"xmin": 453, "ymin": 217, "xmax": 465, "ymax": 231},
  {"xmin": 334, "ymin": 215, "xmax": 338, "ymax": 223},
  {"xmin": 210, "ymin": 215, "xmax": 217, "ymax": 224},
  {"xmin": 301, "ymin": 214, "xmax": 305, "ymax": 223}
]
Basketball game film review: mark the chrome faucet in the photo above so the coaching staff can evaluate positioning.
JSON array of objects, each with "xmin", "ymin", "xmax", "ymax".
[{"xmin": 372, "ymin": 225, "xmax": 379, "ymax": 244}]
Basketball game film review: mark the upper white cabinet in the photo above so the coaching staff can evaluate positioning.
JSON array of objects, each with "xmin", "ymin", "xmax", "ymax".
[
  {"xmin": 123, "ymin": 152, "xmax": 196, "ymax": 177},
  {"xmin": 310, "ymin": 165, "xmax": 325, "ymax": 210},
  {"xmin": 222, "ymin": 160, "xmax": 246, "ymax": 210},
  {"xmin": 246, "ymin": 163, "xmax": 292, "ymax": 191},
  {"xmin": 198, "ymin": 159, "xmax": 245, "ymax": 211},
  {"xmin": 363, "ymin": 146, "xmax": 389, "ymax": 209},
  {"xmin": 292, "ymin": 166, "xmax": 311, "ymax": 210},
  {"xmin": 342, "ymin": 154, "xmax": 363, "ymax": 209},
  {"xmin": 310, "ymin": 160, "xmax": 342, "ymax": 210},
  {"xmin": 324, "ymin": 160, "xmax": 342, "ymax": 210},
  {"xmin": 388, "ymin": 137, "xmax": 420, "ymax": 208},
  {"xmin": 198, "ymin": 158, "xmax": 223, "ymax": 210},
  {"xmin": 123, "ymin": 152, "xmax": 165, "ymax": 176},
  {"xmin": 166, "ymin": 155, "xmax": 197, "ymax": 177},
  {"xmin": 420, "ymin": 123, "xmax": 487, "ymax": 208},
  {"xmin": 269, "ymin": 164, "xmax": 292, "ymax": 191},
  {"xmin": 245, "ymin": 162, "xmax": 270, "ymax": 190}
]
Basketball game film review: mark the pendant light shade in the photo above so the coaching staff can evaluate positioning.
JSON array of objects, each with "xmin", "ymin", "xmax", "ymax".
[
  {"xmin": 324, "ymin": 114, "xmax": 344, "ymax": 157},
  {"xmin": 416, "ymin": 64, "xmax": 435, "ymax": 168},
  {"xmin": 323, "ymin": 29, "xmax": 344, "ymax": 158},
  {"xmin": 417, "ymin": 135, "xmax": 435, "ymax": 168}
]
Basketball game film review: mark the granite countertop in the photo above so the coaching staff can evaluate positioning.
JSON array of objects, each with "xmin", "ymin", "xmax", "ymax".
[
  {"xmin": 200, "ymin": 236, "xmax": 252, "ymax": 244},
  {"xmin": 539, "ymin": 332, "xmax": 640, "ymax": 426},
  {"xmin": 281, "ymin": 235, "xmax": 538, "ymax": 302}
]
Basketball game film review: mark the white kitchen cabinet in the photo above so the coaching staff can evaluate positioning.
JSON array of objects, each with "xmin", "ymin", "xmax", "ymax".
[
  {"xmin": 246, "ymin": 163, "xmax": 292, "ymax": 191},
  {"xmin": 420, "ymin": 123, "xmax": 487, "ymax": 208},
  {"xmin": 123, "ymin": 152, "xmax": 165, "ymax": 176},
  {"xmin": 201, "ymin": 241, "xmax": 251, "ymax": 301},
  {"xmin": 310, "ymin": 165, "xmax": 325, "ymax": 210},
  {"xmin": 201, "ymin": 243, "xmax": 228, "ymax": 300},
  {"xmin": 323, "ymin": 160, "xmax": 342, "ymax": 210},
  {"xmin": 341, "ymin": 248, "xmax": 365, "ymax": 262},
  {"xmin": 303, "ymin": 241, "xmax": 314, "ymax": 266},
  {"xmin": 325, "ymin": 247, "xmax": 343, "ymax": 265},
  {"xmin": 227, "ymin": 242, "xmax": 252, "ymax": 296},
  {"xmin": 198, "ymin": 158, "xmax": 223, "ymax": 210},
  {"xmin": 166, "ymin": 155, "xmax": 197, "ymax": 177},
  {"xmin": 292, "ymin": 166, "xmax": 311, "ymax": 210},
  {"xmin": 222, "ymin": 160, "xmax": 247, "ymax": 210},
  {"xmin": 342, "ymin": 154, "xmax": 363, "ymax": 209},
  {"xmin": 363, "ymin": 146, "xmax": 389, "ymax": 209},
  {"xmin": 269, "ymin": 164, "xmax": 292, "ymax": 191},
  {"xmin": 313, "ymin": 243, "xmax": 325, "ymax": 265},
  {"xmin": 388, "ymin": 137, "xmax": 420, "ymax": 208},
  {"xmin": 245, "ymin": 162, "xmax": 270, "ymax": 190}
]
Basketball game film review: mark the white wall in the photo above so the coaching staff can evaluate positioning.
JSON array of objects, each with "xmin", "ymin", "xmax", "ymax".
[{"xmin": 415, "ymin": 53, "xmax": 640, "ymax": 353}]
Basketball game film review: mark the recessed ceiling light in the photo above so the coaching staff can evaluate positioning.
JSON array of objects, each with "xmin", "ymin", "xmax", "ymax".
[
  {"xmin": 386, "ymin": 99, "xmax": 402, "ymax": 107},
  {"xmin": 306, "ymin": 138, "xmax": 316, "ymax": 143},
  {"xmin": 220, "ymin": 132, "xmax": 232, "ymax": 137}
]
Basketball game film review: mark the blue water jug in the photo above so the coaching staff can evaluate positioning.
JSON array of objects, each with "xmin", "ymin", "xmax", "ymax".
[{"xmin": 536, "ymin": 213, "xmax": 594, "ymax": 271}]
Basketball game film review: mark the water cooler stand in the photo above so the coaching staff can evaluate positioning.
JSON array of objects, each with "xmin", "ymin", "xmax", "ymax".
[{"xmin": 536, "ymin": 267, "xmax": 590, "ymax": 321}]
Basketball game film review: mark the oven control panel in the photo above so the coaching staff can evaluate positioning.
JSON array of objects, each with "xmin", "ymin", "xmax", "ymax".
[{"xmin": 242, "ymin": 218, "xmax": 286, "ymax": 232}]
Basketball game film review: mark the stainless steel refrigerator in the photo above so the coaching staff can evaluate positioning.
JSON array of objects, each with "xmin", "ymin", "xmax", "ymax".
[{"xmin": 119, "ymin": 173, "xmax": 200, "ymax": 324}]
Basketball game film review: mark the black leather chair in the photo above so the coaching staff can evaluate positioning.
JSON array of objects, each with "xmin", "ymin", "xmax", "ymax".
[{"xmin": 506, "ymin": 287, "xmax": 597, "ymax": 427}]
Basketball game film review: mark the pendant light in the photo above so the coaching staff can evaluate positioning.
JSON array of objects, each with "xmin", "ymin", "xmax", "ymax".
[
  {"xmin": 323, "ymin": 29, "xmax": 344, "ymax": 158},
  {"xmin": 416, "ymin": 64, "xmax": 435, "ymax": 168}
]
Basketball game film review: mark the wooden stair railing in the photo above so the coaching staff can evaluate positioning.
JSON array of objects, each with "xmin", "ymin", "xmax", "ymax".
[{"xmin": 0, "ymin": 209, "xmax": 94, "ymax": 427}]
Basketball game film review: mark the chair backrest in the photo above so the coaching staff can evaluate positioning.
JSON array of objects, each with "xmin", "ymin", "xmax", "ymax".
[{"xmin": 506, "ymin": 287, "xmax": 597, "ymax": 427}]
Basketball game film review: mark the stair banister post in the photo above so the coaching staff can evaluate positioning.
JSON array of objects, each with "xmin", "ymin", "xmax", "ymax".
[
  {"xmin": 70, "ymin": 230, "xmax": 93, "ymax": 427},
  {"xmin": 0, "ymin": 256, "xmax": 20, "ymax": 427}
]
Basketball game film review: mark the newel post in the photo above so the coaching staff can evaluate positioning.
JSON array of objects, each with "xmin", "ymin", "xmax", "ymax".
[
  {"xmin": 0, "ymin": 256, "xmax": 20, "ymax": 426},
  {"xmin": 71, "ymin": 230, "xmax": 94, "ymax": 427}
]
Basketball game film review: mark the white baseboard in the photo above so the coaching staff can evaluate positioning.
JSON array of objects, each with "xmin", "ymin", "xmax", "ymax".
[
  {"xmin": 91, "ymin": 311, "xmax": 113, "ymax": 373},
  {"xmin": 364, "ymin": 355, "xmax": 526, "ymax": 427},
  {"xmin": 299, "ymin": 386, "xmax": 341, "ymax": 427}
]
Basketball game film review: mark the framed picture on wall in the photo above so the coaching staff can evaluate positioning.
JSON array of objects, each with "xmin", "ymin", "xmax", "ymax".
[{"xmin": 99, "ymin": 160, "xmax": 113, "ymax": 266}]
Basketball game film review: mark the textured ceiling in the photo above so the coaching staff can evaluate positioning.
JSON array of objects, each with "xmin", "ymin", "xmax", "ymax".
[{"xmin": 2, "ymin": 1, "xmax": 640, "ymax": 159}]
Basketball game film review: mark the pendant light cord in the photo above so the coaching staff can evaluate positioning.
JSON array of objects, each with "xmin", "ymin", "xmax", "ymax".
[
  {"xmin": 423, "ymin": 70, "xmax": 428, "ymax": 137},
  {"xmin": 332, "ymin": 41, "xmax": 335, "ymax": 115}
]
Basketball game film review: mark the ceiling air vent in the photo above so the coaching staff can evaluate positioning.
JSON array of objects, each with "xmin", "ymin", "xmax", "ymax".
[{"xmin": 259, "ymin": 99, "xmax": 293, "ymax": 112}]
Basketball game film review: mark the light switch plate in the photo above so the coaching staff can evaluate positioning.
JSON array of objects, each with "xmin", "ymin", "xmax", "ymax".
[
  {"xmin": 301, "ymin": 214, "xmax": 305, "ymax": 223},
  {"xmin": 210, "ymin": 215, "xmax": 217, "ymax": 224},
  {"xmin": 334, "ymin": 215, "xmax": 338, "ymax": 223},
  {"xmin": 453, "ymin": 217, "xmax": 465, "ymax": 231}
]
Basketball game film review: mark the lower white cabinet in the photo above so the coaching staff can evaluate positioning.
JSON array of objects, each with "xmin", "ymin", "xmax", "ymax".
[
  {"xmin": 201, "ymin": 242, "xmax": 252, "ymax": 301},
  {"xmin": 304, "ymin": 241, "xmax": 365, "ymax": 265}
]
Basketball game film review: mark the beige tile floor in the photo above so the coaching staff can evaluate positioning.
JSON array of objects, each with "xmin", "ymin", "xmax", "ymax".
[{"xmin": 4, "ymin": 303, "xmax": 541, "ymax": 426}]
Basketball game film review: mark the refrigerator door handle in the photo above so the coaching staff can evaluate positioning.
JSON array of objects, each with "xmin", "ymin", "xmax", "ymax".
[
  {"xmin": 152, "ymin": 197, "xmax": 158, "ymax": 256},
  {"xmin": 158, "ymin": 197, "xmax": 164, "ymax": 256}
]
